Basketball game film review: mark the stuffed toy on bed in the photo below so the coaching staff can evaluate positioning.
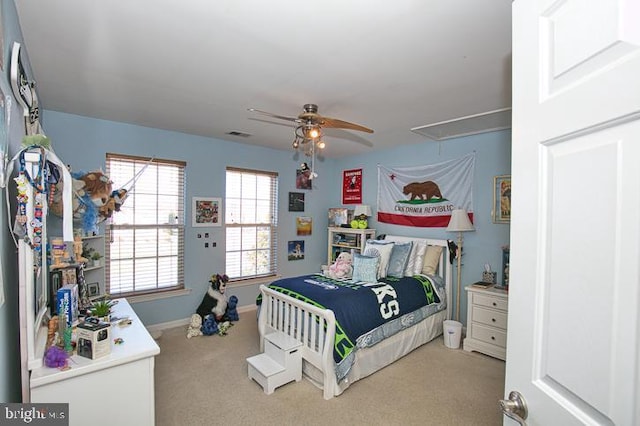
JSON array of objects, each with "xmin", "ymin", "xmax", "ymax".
[
  {"xmin": 325, "ymin": 251, "xmax": 353, "ymax": 279},
  {"xmin": 196, "ymin": 274, "xmax": 229, "ymax": 321}
]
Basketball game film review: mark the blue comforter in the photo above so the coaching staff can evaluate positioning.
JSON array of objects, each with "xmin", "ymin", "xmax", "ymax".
[{"xmin": 262, "ymin": 273, "xmax": 446, "ymax": 380}]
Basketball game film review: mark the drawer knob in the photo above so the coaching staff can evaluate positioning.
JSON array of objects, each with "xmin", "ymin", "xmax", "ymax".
[
  {"xmin": 492, "ymin": 318, "xmax": 496, "ymax": 322},
  {"xmin": 492, "ymin": 302, "xmax": 497, "ymax": 306},
  {"xmin": 491, "ymin": 336, "xmax": 496, "ymax": 340}
]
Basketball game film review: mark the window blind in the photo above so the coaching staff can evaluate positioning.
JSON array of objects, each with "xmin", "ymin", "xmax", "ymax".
[
  {"xmin": 225, "ymin": 167, "xmax": 278, "ymax": 280},
  {"xmin": 105, "ymin": 153, "xmax": 186, "ymax": 296}
]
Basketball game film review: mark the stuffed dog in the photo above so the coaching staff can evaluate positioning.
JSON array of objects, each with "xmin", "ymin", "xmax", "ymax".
[{"xmin": 196, "ymin": 274, "xmax": 229, "ymax": 321}]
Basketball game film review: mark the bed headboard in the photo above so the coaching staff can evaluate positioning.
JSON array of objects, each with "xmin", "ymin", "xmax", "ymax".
[{"xmin": 383, "ymin": 235, "xmax": 453, "ymax": 320}]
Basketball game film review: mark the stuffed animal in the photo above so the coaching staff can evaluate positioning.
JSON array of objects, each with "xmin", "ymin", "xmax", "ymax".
[
  {"xmin": 196, "ymin": 274, "xmax": 229, "ymax": 321},
  {"xmin": 201, "ymin": 314, "xmax": 219, "ymax": 336},
  {"xmin": 186, "ymin": 314, "xmax": 203, "ymax": 339},
  {"xmin": 225, "ymin": 295, "xmax": 239, "ymax": 321},
  {"xmin": 50, "ymin": 170, "xmax": 115, "ymax": 233},
  {"xmin": 326, "ymin": 251, "xmax": 353, "ymax": 279}
]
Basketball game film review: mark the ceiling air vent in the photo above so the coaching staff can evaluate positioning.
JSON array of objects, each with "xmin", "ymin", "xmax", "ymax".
[
  {"xmin": 411, "ymin": 108, "xmax": 511, "ymax": 141},
  {"xmin": 226, "ymin": 131, "xmax": 252, "ymax": 137}
]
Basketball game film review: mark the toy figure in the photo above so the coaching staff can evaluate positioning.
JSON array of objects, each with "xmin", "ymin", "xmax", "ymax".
[
  {"xmin": 326, "ymin": 251, "xmax": 353, "ymax": 279},
  {"xmin": 196, "ymin": 274, "xmax": 229, "ymax": 321}
]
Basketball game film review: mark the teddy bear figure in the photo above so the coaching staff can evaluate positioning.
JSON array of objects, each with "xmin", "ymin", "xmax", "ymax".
[
  {"xmin": 327, "ymin": 251, "xmax": 353, "ymax": 279},
  {"xmin": 186, "ymin": 314, "xmax": 203, "ymax": 339}
]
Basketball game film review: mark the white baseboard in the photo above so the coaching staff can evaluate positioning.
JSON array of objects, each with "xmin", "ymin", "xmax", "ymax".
[{"xmin": 145, "ymin": 304, "xmax": 258, "ymax": 338}]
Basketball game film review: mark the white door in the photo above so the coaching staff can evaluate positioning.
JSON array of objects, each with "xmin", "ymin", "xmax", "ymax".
[{"xmin": 506, "ymin": 1, "xmax": 640, "ymax": 425}]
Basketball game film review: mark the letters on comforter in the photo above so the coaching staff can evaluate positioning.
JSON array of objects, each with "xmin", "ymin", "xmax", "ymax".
[{"xmin": 262, "ymin": 273, "xmax": 446, "ymax": 380}]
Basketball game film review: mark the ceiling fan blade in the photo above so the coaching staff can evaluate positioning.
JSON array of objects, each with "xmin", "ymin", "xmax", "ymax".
[
  {"xmin": 320, "ymin": 116, "xmax": 374, "ymax": 133},
  {"xmin": 248, "ymin": 108, "xmax": 301, "ymax": 123}
]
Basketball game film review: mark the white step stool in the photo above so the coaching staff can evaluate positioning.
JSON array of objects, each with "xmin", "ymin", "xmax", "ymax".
[{"xmin": 247, "ymin": 331, "xmax": 302, "ymax": 394}]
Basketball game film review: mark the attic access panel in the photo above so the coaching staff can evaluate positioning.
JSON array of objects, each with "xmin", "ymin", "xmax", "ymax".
[{"xmin": 411, "ymin": 108, "xmax": 511, "ymax": 141}]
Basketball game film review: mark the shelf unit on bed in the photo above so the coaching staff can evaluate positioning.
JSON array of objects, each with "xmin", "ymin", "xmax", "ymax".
[{"xmin": 327, "ymin": 227, "xmax": 375, "ymax": 264}]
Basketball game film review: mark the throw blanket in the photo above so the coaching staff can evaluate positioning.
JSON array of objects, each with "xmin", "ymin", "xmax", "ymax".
[{"xmin": 260, "ymin": 273, "xmax": 445, "ymax": 380}]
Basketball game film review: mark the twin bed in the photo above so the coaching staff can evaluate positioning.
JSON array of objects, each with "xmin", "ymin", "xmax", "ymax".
[{"xmin": 257, "ymin": 236, "xmax": 452, "ymax": 399}]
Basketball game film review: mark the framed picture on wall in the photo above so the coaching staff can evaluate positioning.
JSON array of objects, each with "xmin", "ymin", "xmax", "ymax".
[
  {"xmin": 288, "ymin": 192, "xmax": 305, "ymax": 212},
  {"xmin": 192, "ymin": 197, "xmax": 222, "ymax": 227},
  {"xmin": 287, "ymin": 240, "xmax": 305, "ymax": 261},
  {"xmin": 296, "ymin": 216, "xmax": 312, "ymax": 235},
  {"xmin": 493, "ymin": 175, "xmax": 511, "ymax": 224}
]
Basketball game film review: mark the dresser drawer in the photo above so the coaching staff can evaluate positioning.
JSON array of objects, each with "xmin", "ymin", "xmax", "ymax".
[
  {"xmin": 473, "ymin": 293, "xmax": 508, "ymax": 311},
  {"xmin": 469, "ymin": 323, "xmax": 507, "ymax": 348},
  {"xmin": 472, "ymin": 306, "xmax": 508, "ymax": 330}
]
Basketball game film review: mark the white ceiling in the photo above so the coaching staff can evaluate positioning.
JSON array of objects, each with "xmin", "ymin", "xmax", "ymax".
[{"xmin": 14, "ymin": 0, "xmax": 512, "ymax": 158}]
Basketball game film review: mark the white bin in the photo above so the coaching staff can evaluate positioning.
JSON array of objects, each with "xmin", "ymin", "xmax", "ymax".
[{"xmin": 443, "ymin": 320, "xmax": 463, "ymax": 349}]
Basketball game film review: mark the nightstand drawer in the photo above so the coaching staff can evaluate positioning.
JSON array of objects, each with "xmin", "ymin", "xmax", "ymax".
[
  {"xmin": 470, "ymin": 323, "xmax": 507, "ymax": 348},
  {"xmin": 472, "ymin": 306, "xmax": 508, "ymax": 329},
  {"xmin": 473, "ymin": 293, "xmax": 508, "ymax": 311}
]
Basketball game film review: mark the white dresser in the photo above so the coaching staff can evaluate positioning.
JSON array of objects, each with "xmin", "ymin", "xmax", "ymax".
[
  {"xmin": 30, "ymin": 298, "xmax": 160, "ymax": 426},
  {"xmin": 463, "ymin": 286, "xmax": 508, "ymax": 361}
]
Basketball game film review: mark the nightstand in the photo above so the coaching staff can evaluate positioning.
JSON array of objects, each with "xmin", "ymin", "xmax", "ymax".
[{"xmin": 463, "ymin": 286, "xmax": 508, "ymax": 360}]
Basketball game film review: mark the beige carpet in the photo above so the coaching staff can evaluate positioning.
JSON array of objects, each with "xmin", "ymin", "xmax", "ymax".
[{"xmin": 154, "ymin": 313, "xmax": 505, "ymax": 426}]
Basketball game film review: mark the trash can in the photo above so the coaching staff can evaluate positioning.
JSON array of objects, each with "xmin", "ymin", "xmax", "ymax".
[{"xmin": 443, "ymin": 320, "xmax": 463, "ymax": 349}]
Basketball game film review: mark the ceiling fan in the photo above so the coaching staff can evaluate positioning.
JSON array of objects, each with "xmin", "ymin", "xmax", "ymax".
[
  {"xmin": 248, "ymin": 103, "xmax": 373, "ymax": 179},
  {"xmin": 249, "ymin": 103, "xmax": 373, "ymax": 147}
]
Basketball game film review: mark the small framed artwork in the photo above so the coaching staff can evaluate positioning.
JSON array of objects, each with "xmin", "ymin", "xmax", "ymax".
[
  {"xmin": 296, "ymin": 166, "xmax": 312, "ymax": 190},
  {"xmin": 192, "ymin": 197, "xmax": 221, "ymax": 227},
  {"xmin": 296, "ymin": 216, "xmax": 312, "ymax": 236},
  {"xmin": 287, "ymin": 240, "xmax": 305, "ymax": 261},
  {"xmin": 493, "ymin": 175, "xmax": 511, "ymax": 224},
  {"xmin": 288, "ymin": 192, "xmax": 305, "ymax": 212},
  {"xmin": 87, "ymin": 282, "xmax": 101, "ymax": 298}
]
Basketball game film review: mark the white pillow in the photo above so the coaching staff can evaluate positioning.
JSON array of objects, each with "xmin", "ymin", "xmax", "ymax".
[{"xmin": 363, "ymin": 240, "xmax": 395, "ymax": 279}]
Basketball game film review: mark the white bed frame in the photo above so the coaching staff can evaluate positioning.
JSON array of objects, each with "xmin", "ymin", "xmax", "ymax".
[{"xmin": 257, "ymin": 237, "xmax": 452, "ymax": 399}]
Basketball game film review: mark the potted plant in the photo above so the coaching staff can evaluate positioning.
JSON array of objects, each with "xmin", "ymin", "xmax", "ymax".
[
  {"xmin": 90, "ymin": 299, "xmax": 113, "ymax": 322},
  {"xmin": 91, "ymin": 251, "xmax": 103, "ymax": 267}
]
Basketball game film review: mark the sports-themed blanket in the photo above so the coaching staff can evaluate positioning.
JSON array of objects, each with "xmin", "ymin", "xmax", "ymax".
[{"xmin": 261, "ymin": 273, "xmax": 446, "ymax": 381}]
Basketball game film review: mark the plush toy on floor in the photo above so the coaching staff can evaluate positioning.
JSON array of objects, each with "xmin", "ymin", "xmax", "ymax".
[
  {"xmin": 201, "ymin": 314, "xmax": 219, "ymax": 336},
  {"xmin": 196, "ymin": 274, "xmax": 229, "ymax": 321},
  {"xmin": 225, "ymin": 295, "xmax": 239, "ymax": 321},
  {"xmin": 186, "ymin": 314, "xmax": 203, "ymax": 339}
]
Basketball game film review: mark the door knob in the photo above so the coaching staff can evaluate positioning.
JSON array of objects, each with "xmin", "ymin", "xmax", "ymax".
[{"xmin": 499, "ymin": 391, "xmax": 528, "ymax": 425}]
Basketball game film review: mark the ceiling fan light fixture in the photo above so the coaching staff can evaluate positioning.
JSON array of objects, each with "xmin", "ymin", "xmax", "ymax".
[{"xmin": 317, "ymin": 140, "xmax": 326, "ymax": 149}]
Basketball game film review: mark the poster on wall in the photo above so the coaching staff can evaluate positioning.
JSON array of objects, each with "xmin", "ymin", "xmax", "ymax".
[
  {"xmin": 288, "ymin": 240, "xmax": 305, "ymax": 261},
  {"xmin": 377, "ymin": 153, "xmax": 475, "ymax": 227},
  {"xmin": 342, "ymin": 168, "xmax": 362, "ymax": 204},
  {"xmin": 296, "ymin": 216, "xmax": 312, "ymax": 235}
]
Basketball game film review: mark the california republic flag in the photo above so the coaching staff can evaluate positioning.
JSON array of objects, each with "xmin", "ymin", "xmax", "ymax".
[{"xmin": 377, "ymin": 153, "xmax": 475, "ymax": 227}]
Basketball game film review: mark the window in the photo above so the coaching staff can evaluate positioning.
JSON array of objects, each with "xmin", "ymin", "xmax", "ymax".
[
  {"xmin": 105, "ymin": 153, "xmax": 185, "ymax": 296},
  {"xmin": 225, "ymin": 167, "xmax": 278, "ymax": 280}
]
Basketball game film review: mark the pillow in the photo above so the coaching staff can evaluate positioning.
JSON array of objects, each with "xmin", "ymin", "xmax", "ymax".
[
  {"xmin": 421, "ymin": 245, "xmax": 443, "ymax": 275},
  {"xmin": 387, "ymin": 241, "xmax": 413, "ymax": 278},
  {"xmin": 408, "ymin": 242, "xmax": 427, "ymax": 276},
  {"xmin": 363, "ymin": 240, "xmax": 395, "ymax": 278},
  {"xmin": 352, "ymin": 253, "xmax": 380, "ymax": 283}
]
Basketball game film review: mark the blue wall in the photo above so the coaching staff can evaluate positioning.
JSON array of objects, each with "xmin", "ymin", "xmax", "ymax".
[
  {"xmin": 43, "ymin": 109, "xmax": 510, "ymax": 327},
  {"xmin": 41, "ymin": 110, "xmax": 335, "ymax": 325},
  {"xmin": 331, "ymin": 131, "xmax": 512, "ymax": 325},
  {"xmin": 0, "ymin": 0, "xmax": 40, "ymax": 402}
]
